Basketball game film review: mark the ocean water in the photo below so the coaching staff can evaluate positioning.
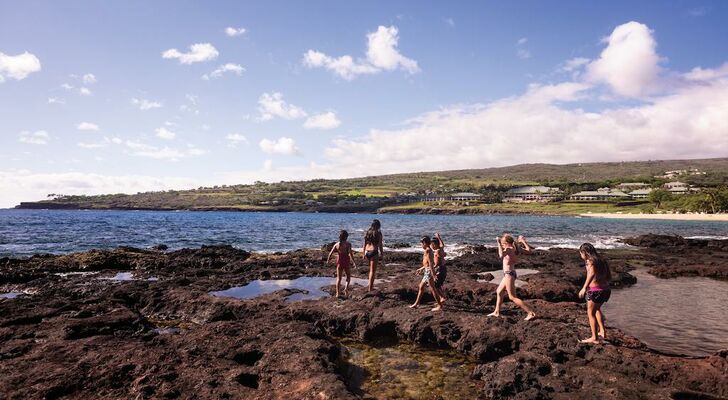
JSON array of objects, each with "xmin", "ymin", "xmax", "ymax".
[{"xmin": 2, "ymin": 209, "xmax": 728, "ymax": 257}]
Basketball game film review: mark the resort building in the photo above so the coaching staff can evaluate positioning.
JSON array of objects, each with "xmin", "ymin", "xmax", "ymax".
[
  {"xmin": 569, "ymin": 188, "xmax": 631, "ymax": 201},
  {"xmin": 450, "ymin": 192, "xmax": 482, "ymax": 202},
  {"xmin": 616, "ymin": 182, "xmax": 651, "ymax": 191},
  {"xmin": 502, "ymin": 186, "xmax": 563, "ymax": 203},
  {"xmin": 664, "ymin": 181, "xmax": 691, "ymax": 195},
  {"xmin": 628, "ymin": 188, "xmax": 653, "ymax": 199}
]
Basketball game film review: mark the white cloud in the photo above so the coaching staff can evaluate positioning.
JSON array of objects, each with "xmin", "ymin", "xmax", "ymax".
[
  {"xmin": 110, "ymin": 137, "xmax": 123, "ymax": 144},
  {"xmin": 202, "ymin": 63, "xmax": 245, "ymax": 80},
  {"xmin": 61, "ymin": 79, "xmax": 93, "ymax": 96},
  {"xmin": 155, "ymin": 127, "xmax": 176, "ymax": 140},
  {"xmin": 263, "ymin": 159, "xmax": 273, "ymax": 171},
  {"xmin": 0, "ymin": 51, "xmax": 41, "ymax": 82},
  {"xmin": 303, "ymin": 111, "xmax": 341, "ymax": 130},
  {"xmin": 257, "ymin": 92, "xmax": 307, "ymax": 121},
  {"xmin": 82, "ymin": 73, "xmax": 96, "ymax": 84},
  {"xmin": 303, "ymin": 25, "xmax": 419, "ymax": 80},
  {"xmin": 684, "ymin": 62, "xmax": 728, "ymax": 81},
  {"xmin": 517, "ymin": 49, "xmax": 531, "ymax": 60},
  {"xmin": 225, "ymin": 27, "xmax": 246, "ymax": 37},
  {"xmin": 0, "ymin": 170, "xmax": 201, "ymax": 208},
  {"xmin": 225, "ymin": 133, "xmax": 248, "ymax": 147},
  {"xmin": 77, "ymin": 142, "xmax": 105, "ymax": 149},
  {"xmin": 123, "ymin": 140, "xmax": 205, "ymax": 160},
  {"xmin": 444, "ymin": 18, "xmax": 455, "ymax": 27},
  {"xmin": 77, "ymin": 122, "xmax": 99, "ymax": 131},
  {"xmin": 586, "ymin": 21, "xmax": 661, "ymax": 97},
  {"xmin": 48, "ymin": 97, "xmax": 65, "ymax": 105},
  {"xmin": 131, "ymin": 97, "xmax": 163, "ymax": 110},
  {"xmin": 561, "ymin": 57, "xmax": 590, "ymax": 73},
  {"xmin": 162, "ymin": 43, "xmax": 219, "ymax": 64},
  {"xmin": 516, "ymin": 37, "xmax": 531, "ymax": 59},
  {"xmin": 259, "ymin": 137, "xmax": 300, "ymax": 155},
  {"xmin": 321, "ymin": 71, "xmax": 728, "ymax": 177},
  {"xmin": 18, "ymin": 130, "xmax": 49, "ymax": 145},
  {"xmin": 179, "ymin": 94, "xmax": 200, "ymax": 114}
]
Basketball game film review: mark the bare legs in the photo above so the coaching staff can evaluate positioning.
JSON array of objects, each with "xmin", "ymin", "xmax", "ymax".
[
  {"xmin": 335, "ymin": 265, "xmax": 351, "ymax": 298},
  {"xmin": 581, "ymin": 301, "xmax": 606, "ymax": 343},
  {"xmin": 595, "ymin": 308, "xmax": 606, "ymax": 339},
  {"xmin": 487, "ymin": 275, "xmax": 535, "ymax": 320},
  {"xmin": 410, "ymin": 276, "xmax": 443, "ymax": 311},
  {"xmin": 410, "ymin": 280, "xmax": 427, "ymax": 308},
  {"xmin": 367, "ymin": 258, "xmax": 378, "ymax": 291}
]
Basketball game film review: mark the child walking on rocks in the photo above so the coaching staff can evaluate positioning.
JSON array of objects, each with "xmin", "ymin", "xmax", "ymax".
[
  {"xmin": 578, "ymin": 242, "xmax": 612, "ymax": 344},
  {"xmin": 430, "ymin": 232, "xmax": 447, "ymax": 308},
  {"xmin": 410, "ymin": 236, "xmax": 443, "ymax": 311},
  {"xmin": 488, "ymin": 234, "xmax": 536, "ymax": 320},
  {"xmin": 326, "ymin": 230, "xmax": 356, "ymax": 298}
]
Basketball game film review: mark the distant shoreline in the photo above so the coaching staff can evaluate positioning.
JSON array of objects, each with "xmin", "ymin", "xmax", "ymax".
[{"xmin": 580, "ymin": 212, "xmax": 728, "ymax": 222}]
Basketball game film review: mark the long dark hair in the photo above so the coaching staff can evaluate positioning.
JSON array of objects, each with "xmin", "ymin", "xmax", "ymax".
[
  {"xmin": 365, "ymin": 219, "xmax": 381, "ymax": 245},
  {"xmin": 579, "ymin": 243, "xmax": 611, "ymax": 281},
  {"xmin": 339, "ymin": 230, "xmax": 348, "ymax": 242}
]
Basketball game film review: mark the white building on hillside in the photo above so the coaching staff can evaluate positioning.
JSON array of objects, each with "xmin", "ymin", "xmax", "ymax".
[
  {"xmin": 502, "ymin": 186, "xmax": 563, "ymax": 203},
  {"xmin": 450, "ymin": 192, "xmax": 482, "ymax": 202},
  {"xmin": 616, "ymin": 182, "xmax": 651, "ymax": 191},
  {"xmin": 629, "ymin": 188, "xmax": 653, "ymax": 199},
  {"xmin": 569, "ymin": 188, "xmax": 631, "ymax": 201},
  {"xmin": 664, "ymin": 181, "xmax": 691, "ymax": 195}
]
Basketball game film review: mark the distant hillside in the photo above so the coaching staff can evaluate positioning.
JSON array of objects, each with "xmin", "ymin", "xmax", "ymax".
[{"xmin": 16, "ymin": 157, "xmax": 728, "ymax": 212}]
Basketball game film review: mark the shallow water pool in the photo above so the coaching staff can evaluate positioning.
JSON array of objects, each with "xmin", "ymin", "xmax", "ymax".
[
  {"xmin": 209, "ymin": 276, "xmax": 377, "ymax": 301},
  {"xmin": 339, "ymin": 338, "xmax": 481, "ymax": 399},
  {"xmin": 605, "ymin": 269, "xmax": 728, "ymax": 356}
]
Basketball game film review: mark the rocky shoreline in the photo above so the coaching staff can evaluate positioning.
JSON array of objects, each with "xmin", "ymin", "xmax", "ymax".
[{"xmin": 1, "ymin": 235, "xmax": 726, "ymax": 399}]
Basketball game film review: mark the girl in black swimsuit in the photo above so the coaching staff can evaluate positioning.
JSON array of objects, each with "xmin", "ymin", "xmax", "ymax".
[{"xmin": 362, "ymin": 219, "xmax": 383, "ymax": 291}]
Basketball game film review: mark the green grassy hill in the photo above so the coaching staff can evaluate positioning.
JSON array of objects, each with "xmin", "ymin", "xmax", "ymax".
[{"xmin": 16, "ymin": 157, "xmax": 728, "ymax": 213}]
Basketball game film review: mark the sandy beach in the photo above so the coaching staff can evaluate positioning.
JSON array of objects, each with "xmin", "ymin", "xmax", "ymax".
[{"xmin": 580, "ymin": 212, "xmax": 728, "ymax": 222}]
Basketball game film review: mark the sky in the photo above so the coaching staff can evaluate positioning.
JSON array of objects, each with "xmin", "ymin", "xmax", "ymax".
[{"xmin": 1, "ymin": 0, "xmax": 728, "ymax": 208}]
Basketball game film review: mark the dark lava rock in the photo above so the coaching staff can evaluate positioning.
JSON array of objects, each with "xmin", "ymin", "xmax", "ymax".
[{"xmin": 0, "ymin": 243, "xmax": 726, "ymax": 399}]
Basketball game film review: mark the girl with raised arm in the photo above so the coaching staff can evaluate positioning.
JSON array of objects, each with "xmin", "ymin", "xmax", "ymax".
[
  {"xmin": 578, "ymin": 243, "xmax": 612, "ymax": 344},
  {"xmin": 487, "ymin": 234, "xmax": 536, "ymax": 321},
  {"xmin": 326, "ymin": 230, "xmax": 356, "ymax": 298},
  {"xmin": 362, "ymin": 219, "xmax": 384, "ymax": 291}
]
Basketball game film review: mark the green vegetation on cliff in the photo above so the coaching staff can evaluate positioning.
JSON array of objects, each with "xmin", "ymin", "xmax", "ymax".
[{"xmin": 17, "ymin": 157, "xmax": 728, "ymax": 214}]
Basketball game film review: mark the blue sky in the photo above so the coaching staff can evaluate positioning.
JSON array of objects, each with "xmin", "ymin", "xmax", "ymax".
[{"xmin": 1, "ymin": 1, "xmax": 727, "ymax": 207}]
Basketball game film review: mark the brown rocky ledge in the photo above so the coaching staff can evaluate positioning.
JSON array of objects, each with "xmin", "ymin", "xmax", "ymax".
[{"xmin": 0, "ymin": 237, "xmax": 726, "ymax": 399}]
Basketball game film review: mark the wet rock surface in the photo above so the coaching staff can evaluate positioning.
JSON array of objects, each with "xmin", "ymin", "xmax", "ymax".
[
  {"xmin": 0, "ymin": 236, "xmax": 726, "ymax": 399},
  {"xmin": 624, "ymin": 234, "xmax": 728, "ymax": 280}
]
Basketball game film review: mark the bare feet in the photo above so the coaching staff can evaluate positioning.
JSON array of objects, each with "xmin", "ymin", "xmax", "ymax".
[
  {"xmin": 524, "ymin": 312, "xmax": 536, "ymax": 321},
  {"xmin": 487, "ymin": 311, "xmax": 500, "ymax": 317},
  {"xmin": 431, "ymin": 305, "xmax": 442, "ymax": 312},
  {"xmin": 409, "ymin": 303, "xmax": 419, "ymax": 309},
  {"xmin": 579, "ymin": 337, "xmax": 601, "ymax": 344}
]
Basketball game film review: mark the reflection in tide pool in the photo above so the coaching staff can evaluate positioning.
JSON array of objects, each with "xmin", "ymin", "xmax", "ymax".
[
  {"xmin": 605, "ymin": 269, "xmax": 728, "ymax": 356},
  {"xmin": 209, "ymin": 276, "xmax": 377, "ymax": 301},
  {"xmin": 98, "ymin": 272, "xmax": 159, "ymax": 281},
  {"xmin": 0, "ymin": 292, "xmax": 22, "ymax": 299}
]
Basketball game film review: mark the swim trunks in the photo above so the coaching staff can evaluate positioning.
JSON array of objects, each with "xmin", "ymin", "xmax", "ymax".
[{"xmin": 586, "ymin": 288, "xmax": 611, "ymax": 304}]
